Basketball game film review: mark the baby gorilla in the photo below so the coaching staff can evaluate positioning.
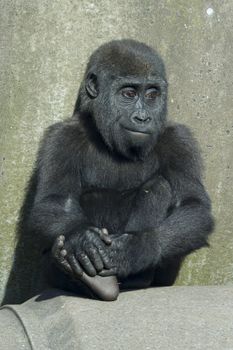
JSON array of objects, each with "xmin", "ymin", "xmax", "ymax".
[{"xmin": 2, "ymin": 39, "xmax": 214, "ymax": 305}]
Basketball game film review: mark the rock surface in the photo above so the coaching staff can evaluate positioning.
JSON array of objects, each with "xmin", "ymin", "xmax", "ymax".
[{"xmin": 1, "ymin": 287, "xmax": 233, "ymax": 349}]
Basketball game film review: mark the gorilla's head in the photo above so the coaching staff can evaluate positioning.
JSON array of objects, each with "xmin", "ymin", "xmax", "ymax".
[{"xmin": 75, "ymin": 39, "xmax": 168, "ymax": 160}]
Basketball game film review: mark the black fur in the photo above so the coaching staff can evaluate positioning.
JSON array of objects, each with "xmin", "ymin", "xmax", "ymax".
[{"xmin": 2, "ymin": 40, "xmax": 214, "ymax": 304}]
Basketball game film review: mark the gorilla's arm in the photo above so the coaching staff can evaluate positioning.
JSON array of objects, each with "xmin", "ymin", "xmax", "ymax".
[
  {"xmin": 156, "ymin": 124, "xmax": 214, "ymax": 259},
  {"xmin": 107, "ymin": 124, "xmax": 214, "ymax": 278},
  {"xmin": 25, "ymin": 123, "xmax": 114, "ymax": 278},
  {"xmin": 26, "ymin": 123, "xmax": 86, "ymax": 247}
]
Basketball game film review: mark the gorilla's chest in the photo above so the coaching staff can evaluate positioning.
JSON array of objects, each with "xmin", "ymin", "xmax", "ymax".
[
  {"xmin": 80, "ymin": 188, "xmax": 137, "ymax": 233},
  {"xmin": 80, "ymin": 174, "xmax": 172, "ymax": 234},
  {"xmin": 79, "ymin": 151, "xmax": 172, "ymax": 232},
  {"xmin": 81, "ymin": 147, "xmax": 160, "ymax": 190}
]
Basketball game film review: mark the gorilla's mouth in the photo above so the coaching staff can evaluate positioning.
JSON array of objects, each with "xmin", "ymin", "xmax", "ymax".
[{"xmin": 123, "ymin": 127, "xmax": 151, "ymax": 138}]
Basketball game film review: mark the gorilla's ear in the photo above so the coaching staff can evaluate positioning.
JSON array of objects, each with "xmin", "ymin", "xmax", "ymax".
[{"xmin": 85, "ymin": 72, "xmax": 99, "ymax": 98}]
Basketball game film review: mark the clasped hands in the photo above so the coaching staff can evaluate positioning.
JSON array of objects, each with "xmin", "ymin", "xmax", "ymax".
[{"xmin": 51, "ymin": 227, "xmax": 130, "ymax": 301}]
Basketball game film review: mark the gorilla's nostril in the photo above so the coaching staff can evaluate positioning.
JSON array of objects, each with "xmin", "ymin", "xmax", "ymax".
[
  {"xmin": 134, "ymin": 116, "xmax": 143, "ymax": 123},
  {"xmin": 145, "ymin": 117, "xmax": 151, "ymax": 124},
  {"xmin": 133, "ymin": 115, "xmax": 151, "ymax": 124}
]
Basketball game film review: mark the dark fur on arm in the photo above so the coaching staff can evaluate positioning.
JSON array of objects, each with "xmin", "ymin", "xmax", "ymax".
[
  {"xmin": 24, "ymin": 122, "xmax": 88, "ymax": 248},
  {"xmin": 156, "ymin": 123, "xmax": 214, "ymax": 259}
]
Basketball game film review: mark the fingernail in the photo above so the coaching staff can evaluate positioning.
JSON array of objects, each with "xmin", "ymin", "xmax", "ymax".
[{"xmin": 60, "ymin": 249, "xmax": 67, "ymax": 257}]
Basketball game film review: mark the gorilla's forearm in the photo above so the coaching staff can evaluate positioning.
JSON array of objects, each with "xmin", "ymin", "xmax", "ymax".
[
  {"xmin": 109, "ymin": 231, "xmax": 161, "ymax": 278},
  {"xmin": 156, "ymin": 204, "xmax": 214, "ymax": 259},
  {"xmin": 110, "ymin": 204, "xmax": 214, "ymax": 278},
  {"xmin": 26, "ymin": 196, "xmax": 88, "ymax": 248}
]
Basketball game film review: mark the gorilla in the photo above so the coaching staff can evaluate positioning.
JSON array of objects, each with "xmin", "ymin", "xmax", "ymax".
[{"xmin": 2, "ymin": 39, "xmax": 214, "ymax": 304}]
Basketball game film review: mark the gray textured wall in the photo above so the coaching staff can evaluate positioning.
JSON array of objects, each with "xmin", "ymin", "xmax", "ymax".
[{"xmin": 0, "ymin": 0, "xmax": 233, "ymax": 302}]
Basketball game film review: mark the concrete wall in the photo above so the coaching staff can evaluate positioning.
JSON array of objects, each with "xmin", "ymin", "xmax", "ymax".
[{"xmin": 0, "ymin": 0, "xmax": 232, "ymax": 302}]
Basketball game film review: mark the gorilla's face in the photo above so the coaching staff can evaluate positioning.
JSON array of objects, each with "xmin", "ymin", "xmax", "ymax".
[
  {"xmin": 112, "ymin": 76, "xmax": 167, "ymax": 148},
  {"xmin": 89, "ymin": 74, "xmax": 167, "ymax": 160},
  {"xmin": 77, "ymin": 40, "xmax": 168, "ymax": 160}
]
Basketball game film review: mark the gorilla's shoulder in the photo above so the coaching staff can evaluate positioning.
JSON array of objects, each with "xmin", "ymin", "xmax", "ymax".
[
  {"xmin": 157, "ymin": 122, "xmax": 203, "ymax": 175},
  {"xmin": 37, "ymin": 118, "xmax": 85, "ymax": 164},
  {"xmin": 40, "ymin": 118, "xmax": 87, "ymax": 150},
  {"xmin": 44, "ymin": 118, "xmax": 81, "ymax": 140}
]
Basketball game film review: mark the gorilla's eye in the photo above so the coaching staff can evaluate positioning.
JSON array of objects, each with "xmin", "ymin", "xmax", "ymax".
[
  {"xmin": 145, "ymin": 88, "xmax": 160, "ymax": 100},
  {"xmin": 121, "ymin": 88, "xmax": 137, "ymax": 99}
]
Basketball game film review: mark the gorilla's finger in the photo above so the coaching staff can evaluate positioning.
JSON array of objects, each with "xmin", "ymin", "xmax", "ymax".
[
  {"xmin": 67, "ymin": 254, "xmax": 83, "ymax": 277},
  {"xmin": 55, "ymin": 235, "xmax": 65, "ymax": 249},
  {"xmin": 60, "ymin": 249, "xmax": 67, "ymax": 257},
  {"xmin": 99, "ymin": 267, "xmax": 117, "ymax": 277},
  {"xmin": 59, "ymin": 258, "xmax": 72, "ymax": 274},
  {"xmin": 88, "ymin": 227, "xmax": 103, "ymax": 235},
  {"xmin": 99, "ymin": 228, "xmax": 112, "ymax": 245},
  {"xmin": 96, "ymin": 244, "xmax": 112, "ymax": 269},
  {"xmin": 88, "ymin": 247, "xmax": 104, "ymax": 272},
  {"xmin": 78, "ymin": 253, "xmax": 97, "ymax": 277},
  {"xmin": 52, "ymin": 236, "xmax": 65, "ymax": 259},
  {"xmin": 88, "ymin": 227, "xmax": 112, "ymax": 245}
]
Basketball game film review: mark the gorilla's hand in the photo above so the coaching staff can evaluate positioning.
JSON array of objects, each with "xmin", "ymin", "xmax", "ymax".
[
  {"xmin": 99, "ymin": 232, "xmax": 161, "ymax": 278},
  {"xmin": 98, "ymin": 233, "xmax": 130, "ymax": 277},
  {"xmin": 52, "ymin": 227, "xmax": 115, "ymax": 277},
  {"xmin": 52, "ymin": 232, "xmax": 119, "ymax": 301}
]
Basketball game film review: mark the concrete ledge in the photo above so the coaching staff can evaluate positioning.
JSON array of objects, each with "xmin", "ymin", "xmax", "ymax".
[{"xmin": 0, "ymin": 286, "xmax": 233, "ymax": 349}]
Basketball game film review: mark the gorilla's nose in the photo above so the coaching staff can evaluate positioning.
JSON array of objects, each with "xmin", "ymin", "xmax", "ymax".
[{"xmin": 131, "ymin": 113, "xmax": 151, "ymax": 125}]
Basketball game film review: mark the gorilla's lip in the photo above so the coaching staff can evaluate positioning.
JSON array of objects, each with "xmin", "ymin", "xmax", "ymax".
[{"xmin": 123, "ymin": 127, "xmax": 151, "ymax": 136}]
